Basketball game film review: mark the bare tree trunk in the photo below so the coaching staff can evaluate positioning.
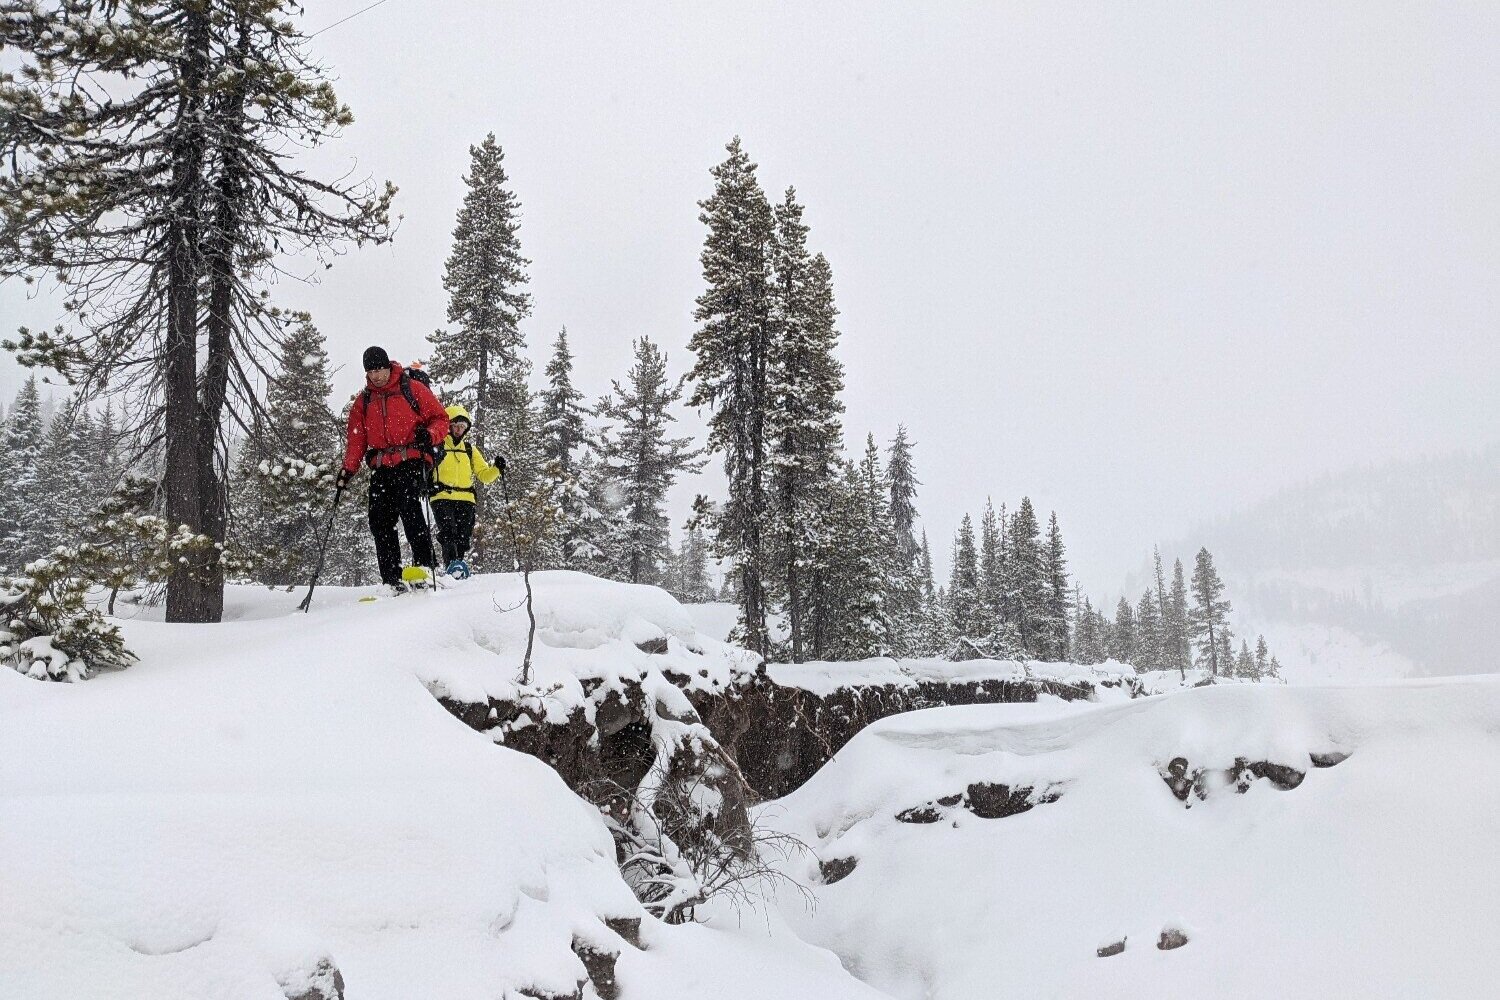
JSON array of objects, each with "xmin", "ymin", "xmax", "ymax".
[{"xmin": 163, "ymin": 11, "xmax": 211, "ymax": 624}]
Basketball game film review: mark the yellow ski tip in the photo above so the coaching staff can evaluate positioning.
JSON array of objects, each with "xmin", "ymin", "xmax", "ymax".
[{"xmin": 401, "ymin": 566, "xmax": 431, "ymax": 584}]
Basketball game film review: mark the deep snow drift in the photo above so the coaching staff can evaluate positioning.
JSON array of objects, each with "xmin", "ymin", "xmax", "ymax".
[
  {"xmin": 0, "ymin": 573, "xmax": 877, "ymax": 1000},
  {"xmin": 762, "ymin": 678, "xmax": 1500, "ymax": 999}
]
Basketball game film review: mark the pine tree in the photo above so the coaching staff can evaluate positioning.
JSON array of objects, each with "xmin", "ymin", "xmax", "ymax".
[
  {"xmin": 672, "ymin": 524, "xmax": 715, "ymax": 603},
  {"xmin": 231, "ymin": 315, "xmax": 370, "ymax": 587},
  {"xmin": 1072, "ymin": 594, "xmax": 1109, "ymax": 665},
  {"xmin": 1109, "ymin": 596, "xmax": 1138, "ymax": 665},
  {"xmin": 594, "ymin": 338, "xmax": 704, "ymax": 585},
  {"xmin": 978, "ymin": 500, "xmax": 1004, "ymax": 636},
  {"xmin": 1189, "ymin": 547, "xmax": 1233, "ymax": 675},
  {"xmin": 1169, "ymin": 558, "xmax": 1192, "ymax": 678},
  {"xmin": 919, "ymin": 530, "xmax": 936, "ymax": 601},
  {"xmin": 429, "ymin": 133, "xmax": 532, "ymax": 445},
  {"xmin": 686, "ymin": 137, "xmax": 777, "ymax": 658},
  {"xmin": 765, "ymin": 188, "xmax": 846, "ymax": 661},
  {"xmin": 1041, "ymin": 512, "xmax": 1072, "ymax": 661},
  {"xmin": 0, "ymin": 378, "xmax": 44, "ymax": 569},
  {"xmin": 948, "ymin": 514, "xmax": 983, "ymax": 642},
  {"xmin": 1135, "ymin": 588, "xmax": 1163, "ymax": 670},
  {"xmin": 810, "ymin": 459, "xmax": 889, "ymax": 660},
  {"xmin": 538, "ymin": 328, "xmax": 586, "ymax": 470},
  {"xmin": 1236, "ymin": 639, "xmax": 1257, "ymax": 680},
  {"xmin": 1, "ymin": 1, "xmax": 393, "ymax": 622},
  {"xmin": 884, "ymin": 426, "xmax": 925, "ymax": 656},
  {"xmin": 1255, "ymin": 635, "xmax": 1271, "ymax": 681},
  {"xmin": 1004, "ymin": 497, "xmax": 1047, "ymax": 657},
  {"xmin": 30, "ymin": 401, "xmax": 90, "ymax": 557}
]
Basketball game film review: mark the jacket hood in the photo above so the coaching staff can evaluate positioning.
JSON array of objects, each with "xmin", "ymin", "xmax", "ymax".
[{"xmin": 445, "ymin": 404, "xmax": 471, "ymax": 422}]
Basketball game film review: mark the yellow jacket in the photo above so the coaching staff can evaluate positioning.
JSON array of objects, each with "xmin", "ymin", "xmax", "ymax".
[{"xmin": 432, "ymin": 405, "xmax": 500, "ymax": 503}]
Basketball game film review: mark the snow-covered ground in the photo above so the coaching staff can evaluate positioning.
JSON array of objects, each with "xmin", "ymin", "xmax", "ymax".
[
  {"xmin": 761, "ymin": 678, "xmax": 1500, "ymax": 999},
  {"xmin": 8, "ymin": 573, "xmax": 1497, "ymax": 999},
  {"xmin": 0, "ymin": 574, "xmax": 876, "ymax": 1000}
]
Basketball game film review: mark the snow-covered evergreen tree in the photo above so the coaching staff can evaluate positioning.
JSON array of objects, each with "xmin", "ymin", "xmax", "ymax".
[
  {"xmin": 765, "ymin": 189, "xmax": 846, "ymax": 661},
  {"xmin": 1109, "ymin": 596, "xmax": 1138, "ymax": 665},
  {"xmin": 594, "ymin": 338, "xmax": 704, "ymax": 585},
  {"xmin": 1189, "ymin": 547, "xmax": 1233, "ymax": 675},
  {"xmin": 948, "ymin": 514, "xmax": 983, "ymax": 642},
  {"xmin": 539, "ymin": 327, "xmax": 588, "ymax": 476},
  {"xmin": 978, "ymin": 500, "xmax": 1004, "ymax": 637},
  {"xmin": 1072, "ymin": 594, "xmax": 1109, "ymax": 665},
  {"xmin": 686, "ymin": 137, "xmax": 777, "ymax": 658},
  {"xmin": 1041, "ymin": 512, "xmax": 1072, "ymax": 660},
  {"xmin": 671, "ymin": 524, "xmax": 715, "ymax": 603},
  {"xmin": 1169, "ymin": 557, "xmax": 1191, "ymax": 677},
  {"xmin": 1235, "ymin": 639, "xmax": 1257, "ymax": 680},
  {"xmin": 884, "ymin": 426, "xmax": 926, "ymax": 656},
  {"xmin": 0, "ymin": 378, "xmax": 45, "ymax": 569},
  {"xmin": 1004, "ymin": 497, "xmax": 1047, "ymax": 657},
  {"xmin": 1135, "ymin": 588, "xmax": 1163, "ymax": 670},
  {"xmin": 231, "ymin": 316, "xmax": 371, "ymax": 587},
  {"xmin": 29, "ymin": 401, "xmax": 89, "ymax": 557},
  {"xmin": 429, "ymin": 133, "xmax": 532, "ymax": 446},
  {"xmin": 1255, "ymin": 634, "xmax": 1271, "ymax": 680},
  {"xmin": 809, "ymin": 458, "xmax": 889, "ymax": 660}
]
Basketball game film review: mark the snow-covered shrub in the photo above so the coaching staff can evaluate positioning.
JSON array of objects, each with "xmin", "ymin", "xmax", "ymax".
[{"xmin": 0, "ymin": 555, "xmax": 133, "ymax": 681}]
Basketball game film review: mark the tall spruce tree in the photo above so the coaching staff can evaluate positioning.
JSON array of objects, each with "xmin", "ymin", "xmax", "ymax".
[
  {"xmin": 948, "ymin": 514, "xmax": 983, "ymax": 643},
  {"xmin": 1041, "ymin": 512, "xmax": 1072, "ymax": 660},
  {"xmin": 0, "ymin": 378, "xmax": 44, "ymax": 567},
  {"xmin": 1, "ymin": 1, "xmax": 393, "ymax": 621},
  {"xmin": 231, "ymin": 315, "xmax": 370, "ymax": 587},
  {"xmin": 1109, "ymin": 596, "xmax": 1138, "ymax": 665},
  {"xmin": 1169, "ymin": 558, "xmax": 1192, "ymax": 678},
  {"xmin": 539, "ymin": 327, "xmax": 593, "ymax": 566},
  {"xmin": 686, "ymin": 137, "xmax": 777, "ymax": 658},
  {"xmin": 884, "ymin": 426, "xmax": 925, "ymax": 656},
  {"xmin": 1189, "ymin": 547, "xmax": 1233, "ymax": 675},
  {"xmin": 1255, "ymin": 635, "xmax": 1271, "ymax": 680},
  {"xmin": 594, "ymin": 338, "xmax": 704, "ymax": 585},
  {"xmin": 1004, "ymin": 498, "xmax": 1047, "ymax": 657},
  {"xmin": 1135, "ymin": 588, "xmax": 1163, "ymax": 670},
  {"xmin": 765, "ymin": 189, "xmax": 845, "ymax": 661},
  {"xmin": 430, "ymin": 133, "xmax": 532, "ymax": 445},
  {"xmin": 672, "ymin": 523, "xmax": 715, "ymax": 603},
  {"xmin": 978, "ymin": 500, "xmax": 1004, "ymax": 637}
]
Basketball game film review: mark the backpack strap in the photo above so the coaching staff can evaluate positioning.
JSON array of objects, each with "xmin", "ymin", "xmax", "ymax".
[{"xmin": 397, "ymin": 372, "xmax": 421, "ymax": 415}]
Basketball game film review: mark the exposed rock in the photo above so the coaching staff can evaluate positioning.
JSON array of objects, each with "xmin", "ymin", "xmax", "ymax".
[
  {"xmin": 604, "ymin": 915, "xmax": 644, "ymax": 950},
  {"xmin": 634, "ymin": 636, "xmax": 670, "ymax": 655},
  {"xmin": 572, "ymin": 935, "xmax": 621, "ymax": 1000},
  {"xmin": 895, "ymin": 804, "xmax": 945, "ymax": 824},
  {"xmin": 819, "ymin": 856, "xmax": 859, "ymax": 884},
  {"xmin": 1311, "ymin": 750, "xmax": 1351, "ymax": 768},
  {"xmin": 965, "ymin": 781, "xmax": 1055, "ymax": 819},
  {"xmin": 1157, "ymin": 927, "xmax": 1189, "ymax": 950},
  {"xmin": 1096, "ymin": 938, "xmax": 1127, "ymax": 958},
  {"xmin": 279, "ymin": 957, "xmax": 345, "ymax": 1000},
  {"xmin": 1163, "ymin": 756, "xmax": 1307, "ymax": 804}
]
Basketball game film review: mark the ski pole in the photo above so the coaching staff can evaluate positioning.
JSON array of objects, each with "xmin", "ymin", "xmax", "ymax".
[{"xmin": 297, "ymin": 485, "xmax": 344, "ymax": 613}]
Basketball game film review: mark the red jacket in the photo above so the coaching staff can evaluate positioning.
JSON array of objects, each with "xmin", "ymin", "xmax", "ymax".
[{"xmin": 343, "ymin": 363, "xmax": 451, "ymax": 472}]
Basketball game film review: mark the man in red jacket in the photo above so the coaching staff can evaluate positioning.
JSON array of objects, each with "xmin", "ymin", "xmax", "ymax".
[{"xmin": 336, "ymin": 346, "xmax": 450, "ymax": 591}]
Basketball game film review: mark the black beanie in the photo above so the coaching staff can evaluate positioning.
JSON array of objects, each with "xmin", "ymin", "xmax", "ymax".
[{"xmin": 362, "ymin": 345, "xmax": 390, "ymax": 371}]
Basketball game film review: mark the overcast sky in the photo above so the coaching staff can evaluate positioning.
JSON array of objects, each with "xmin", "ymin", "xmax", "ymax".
[{"xmin": 2, "ymin": 1, "xmax": 1497, "ymax": 594}]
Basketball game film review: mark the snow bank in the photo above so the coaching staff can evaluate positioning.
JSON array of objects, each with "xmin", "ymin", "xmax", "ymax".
[
  {"xmin": 768, "ymin": 656, "xmax": 1135, "ymax": 697},
  {"xmin": 0, "ymin": 572, "xmax": 874, "ymax": 1000},
  {"xmin": 762, "ymin": 677, "xmax": 1500, "ymax": 1000}
]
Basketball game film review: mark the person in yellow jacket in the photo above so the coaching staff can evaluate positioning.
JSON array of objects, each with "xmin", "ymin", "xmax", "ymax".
[{"xmin": 429, "ymin": 404, "xmax": 503, "ymax": 578}]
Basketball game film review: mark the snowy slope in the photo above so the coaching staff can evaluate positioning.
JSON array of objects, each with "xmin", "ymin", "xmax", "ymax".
[
  {"xmin": 0, "ymin": 573, "xmax": 878, "ymax": 1000},
  {"xmin": 761, "ymin": 679, "xmax": 1500, "ymax": 1000}
]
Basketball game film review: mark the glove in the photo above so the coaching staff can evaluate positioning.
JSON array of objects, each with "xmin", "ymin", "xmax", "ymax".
[
  {"xmin": 494, "ymin": 453, "xmax": 507, "ymax": 476},
  {"xmin": 414, "ymin": 426, "xmax": 433, "ymax": 449},
  {"xmin": 335, "ymin": 468, "xmax": 354, "ymax": 489}
]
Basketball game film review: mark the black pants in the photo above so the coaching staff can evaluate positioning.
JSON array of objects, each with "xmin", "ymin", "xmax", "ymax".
[
  {"xmin": 431, "ymin": 498, "xmax": 476, "ymax": 565},
  {"xmin": 368, "ymin": 459, "xmax": 436, "ymax": 585}
]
